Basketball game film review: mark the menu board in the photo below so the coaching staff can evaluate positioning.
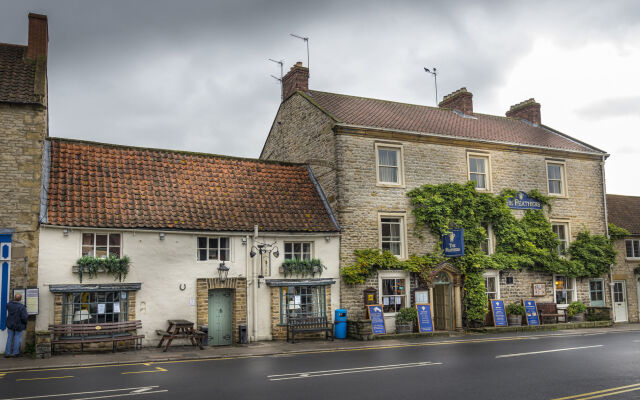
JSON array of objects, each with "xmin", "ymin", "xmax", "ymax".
[
  {"xmin": 523, "ymin": 300, "xmax": 540, "ymax": 326},
  {"xmin": 490, "ymin": 299, "xmax": 507, "ymax": 327},
  {"xmin": 367, "ymin": 304, "xmax": 386, "ymax": 335},
  {"xmin": 416, "ymin": 303, "xmax": 433, "ymax": 333},
  {"xmin": 25, "ymin": 288, "xmax": 39, "ymax": 315}
]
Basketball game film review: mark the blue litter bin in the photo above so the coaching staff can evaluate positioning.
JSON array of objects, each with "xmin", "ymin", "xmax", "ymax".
[{"xmin": 334, "ymin": 309, "xmax": 347, "ymax": 339}]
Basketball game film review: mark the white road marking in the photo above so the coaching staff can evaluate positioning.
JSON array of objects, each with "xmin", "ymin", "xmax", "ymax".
[
  {"xmin": 0, "ymin": 386, "xmax": 166, "ymax": 400},
  {"xmin": 268, "ymin": 361, "xmax": 442, "ymax": 381},
  {"xmin": 496, "ymin": 344, "xmax": 603, "ymax": 358}
]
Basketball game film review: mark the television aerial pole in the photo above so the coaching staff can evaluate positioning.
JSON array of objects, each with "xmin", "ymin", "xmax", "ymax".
[
  {"xmin": 269, "ymin": 58, "xmax": 284, "ymax": 100},
  {"xmin": 424, "ymin": 67, "xmax": 438, "ymax": 105},
  {"xmin": 290, "ymin": 33, "xmax": 309, "ymax": 77}
]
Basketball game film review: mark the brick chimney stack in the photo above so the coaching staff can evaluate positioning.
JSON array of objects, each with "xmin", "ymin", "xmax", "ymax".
[
  {"xmin": 438, "ymin": 88, "xmax": 473, "ymax": 115},
  {"xmin": 506, "ymin": 98, "xmax": 541, "ymax": 125},
  {"xmin": 27, "ymin": 13, "xmax": 48, "ymax": 60},
  {"xmin": 282, "ymin": 62, "xmax": 309, "ymax": 101}
]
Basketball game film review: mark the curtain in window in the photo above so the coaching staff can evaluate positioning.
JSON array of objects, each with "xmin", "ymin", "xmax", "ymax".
[
  {"xmin": 378, "ymin": 149, "xmax": 398, "ymax": 183},
  {"xmin": 381, "ymin": 218, "xmax": 401, "ymax": 256},
  {"xmin": 548, "ymin": 165, "xmax": 562, "ymax": 193}
]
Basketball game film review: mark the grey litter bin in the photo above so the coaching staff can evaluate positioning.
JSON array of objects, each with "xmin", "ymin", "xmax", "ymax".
[
  {"xmin": 238, "ymin": 324, "xmax": 248, "ymax": 344},
  {"xmin": 200, "ymin": 326, "xmax": 209, "ymax": 346}
]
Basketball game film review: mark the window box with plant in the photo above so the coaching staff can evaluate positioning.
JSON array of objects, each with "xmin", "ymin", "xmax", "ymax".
[
  {"xmin": 567, "ymin": 301, "xmax": 587, "ymax": 322},
  {"xmin": 395, "ymin": 307, "xmax": 417, "ymax": 333},
  {"xmin": 281, "ymin": 258, "xmax": 326, "ymax": 278},
  {"xmin": 506, "ymin": 303, "xmax": 525, "ymax": 326},
  {"xmin": 74, "ymin": 255, "xmax": 131, "ymax": 283}
]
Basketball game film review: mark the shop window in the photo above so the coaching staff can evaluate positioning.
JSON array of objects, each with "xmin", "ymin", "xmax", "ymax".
[
  {"xmin": 589, "ymin": 279, "xmax": 605, "ymax": 307},
  {"xmin": 376, "ymin": 143, "xmax": 403, "ymax": 185},
  {"xmin": 380, "ymin": 216, "xmax": 404, "ymax": 257},
  {"xmin": 62, "ymin": 291, "xmax": 128, "ymax": 324},
  {"xmin": 279, "ymin": 286, "xmax": 326, "ymax": 324},
  {"xmin": 468, "ymin": 154, "xmax": 490, "ymax": 190},
  {"xmin": 197, "ymin": 237, "xmax": 230, "ymax": 261},
  {"xmin": 626, "ymin": 239, "xmax": 640, "ymax": 259},
  {"xmin": 82, "ymin": 233, "xmax": 121, "ymax": 258},
  {"xmin": 381, "ymin": 277, "xmax": 407, "ymax": 313},
  {"xmin": 483, "ymin": 270, "xmax": 500, "ymax": 300},
  {"xmin": 284, "ymin": 242, "xmax": 311, "ymax": 260},
  {"xmin": 554, "ymin": 275, "xmax": 576, "ymax": 305},
  {"xmin": 547, "ymin": 162, "xmax": 566, "ymax": 196}
]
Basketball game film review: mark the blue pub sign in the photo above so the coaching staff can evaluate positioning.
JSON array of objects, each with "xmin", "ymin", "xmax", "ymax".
[
  {"xmin": 506, "ymin": 191, "xmax": 543, "ymax": 210},
  {"xmin": 441, "ymin": 229, "xmax": 464, "ymax": 257}
]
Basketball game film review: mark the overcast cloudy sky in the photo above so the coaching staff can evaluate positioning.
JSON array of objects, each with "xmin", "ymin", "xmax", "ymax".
[{"xmin": 2, "ymin": 0, "xmax": 639, "ymax": 195}]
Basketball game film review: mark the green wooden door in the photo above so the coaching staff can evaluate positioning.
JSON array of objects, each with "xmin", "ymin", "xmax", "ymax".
[{"xmin": 208, "ymin": 289, "xmax": 232, "ymax": 346}]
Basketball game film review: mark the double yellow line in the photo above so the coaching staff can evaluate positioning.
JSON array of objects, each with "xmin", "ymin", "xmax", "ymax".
[{"xmin": 553, "ymin": 382, "xmax": 640, "ymax": 400}]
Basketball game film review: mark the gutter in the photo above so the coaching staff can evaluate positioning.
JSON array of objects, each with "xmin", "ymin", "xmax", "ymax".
[{"xmin": 306, "ymin": 166, "xmax": 341, "ymax": 231}]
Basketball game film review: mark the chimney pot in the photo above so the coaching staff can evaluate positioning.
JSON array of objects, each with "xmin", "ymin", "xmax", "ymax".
[
  {"xmin": 438, "ymin": 87, "xmax": 473, "ymax": 115},
  {"xmin": 27, "ymin": 13, "xmax": 48, "ymax": 60},
  {"xmin": 281, "ymin": 62, "xmax": 309, "ymax": 101},
  {"xmin": 506, "ymin": 98, "xmax": 541, "ymax": 125}
]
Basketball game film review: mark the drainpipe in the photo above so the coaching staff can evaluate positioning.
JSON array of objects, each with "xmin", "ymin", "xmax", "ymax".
[{"xmin": 252, "ymin": 225, "xmax": 259, "ymax": 341}]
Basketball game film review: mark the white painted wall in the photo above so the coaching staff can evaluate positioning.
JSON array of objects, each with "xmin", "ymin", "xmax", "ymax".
[{"xmin": 37, "ymin": 226, "xmax": 340, "ymax": 345}]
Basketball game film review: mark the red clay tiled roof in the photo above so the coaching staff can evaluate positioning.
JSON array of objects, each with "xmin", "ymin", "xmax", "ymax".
[
  {"xmin": 46, "ymin": 138, "xmax": 339, "ymax": 232},
  {"xmin": 0, "ymin": 43, "xmax": 41, "ymax": 104},
  {"xmin": 304, "ymin": 90, "xmax": 604, "ymax": 154},
  {"xmin": 607, "ymin": 194, "xmax": 640, "ymax": 235}
]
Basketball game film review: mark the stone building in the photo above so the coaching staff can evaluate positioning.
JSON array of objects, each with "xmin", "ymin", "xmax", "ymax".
[
  {"xmin": 261, "ymin": 62, "xmax": 610, "ymax": 331},
  {"xmin": 36, "ymin": 138, "xmax": 340, "ymax": 345},
  {"xmin": 606, "ymin": 194, "xmax": 640, "ymax": 323},
  {"xmin": 0, "ymin": 13, "xmax": 49, "ymax": 351}
]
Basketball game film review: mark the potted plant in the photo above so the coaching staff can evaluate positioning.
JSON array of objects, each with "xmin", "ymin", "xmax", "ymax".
[
  {"xmin": 395, "ymin": 307, "xmax": 417, "ymax": 334},
  {"xmin": 506, "ymin": 303, "xmax": 525, "ymax": 326},
  {"xmin": 567, "ymin": 301, "xmax": 587, "ymax": 322}
]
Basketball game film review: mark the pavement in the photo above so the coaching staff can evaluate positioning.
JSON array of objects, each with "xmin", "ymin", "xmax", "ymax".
[{"xmin": 2, "ymin": 322, "xmax": 639, "ymax": 373}]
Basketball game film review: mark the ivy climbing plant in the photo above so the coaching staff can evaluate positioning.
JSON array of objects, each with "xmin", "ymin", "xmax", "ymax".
[{"xmin": 341, "ymin": 181, "xmax": 618, "ymax": 326}]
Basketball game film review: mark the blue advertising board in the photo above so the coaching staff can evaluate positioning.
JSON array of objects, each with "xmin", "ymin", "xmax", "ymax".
[
  {"xmin": 490, "ymin": 299, "xmax": 508, "ymax": 327},
  {"xmin": 441, "ymin": 229, "xmax": 464, "ymax": 257},
  {"xmin": 415, "ymin": 303, "xmax": 433, "ymax": 333},
  {"xmin": 523, "ymin": 300, "xmax": 540, "ymax": 326},
  {"xmin": 367, "ymin": 305, "xmax": 386, "ymax": 335},
  {"xmin": 506, "ymin": 191, "xmax": 543, "ymax": 210}
]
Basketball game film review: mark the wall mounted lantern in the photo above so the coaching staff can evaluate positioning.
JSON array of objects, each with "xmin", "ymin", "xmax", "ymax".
[
  {"xmin": 249, "ymin": 241, "xmax": 279, "ymax": 287},
  {"xmin": 218, "ymin": 261, "xmax": 230, "ymax": 283}
]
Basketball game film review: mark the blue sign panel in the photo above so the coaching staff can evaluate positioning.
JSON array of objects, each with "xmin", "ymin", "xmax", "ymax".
[
  {"xmin": 442, "ymin": 229, "xmax": 464, "ymax": 257},
  {"xmin": 490, "ymin": 300, "xmax": 508, "ymax": 327},
  {"xmin": 506, "ymin": 191, "xmax": 543, "ymax": 210},
  {"xmin": 367, "ymin": 305, "xmax": 386, "ymax": 335},
  {"xmin": 416, "ymin": 304, "xmax": 433, "ymax": 333},
  {"xmin": 523, "ymin": 300, "xmax": 540, "ymax": 326}
]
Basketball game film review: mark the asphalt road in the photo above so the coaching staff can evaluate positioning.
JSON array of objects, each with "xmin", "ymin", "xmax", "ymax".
[{"xmin": 2, "ymin": 330, "xmax": 640, "ymax": 400}]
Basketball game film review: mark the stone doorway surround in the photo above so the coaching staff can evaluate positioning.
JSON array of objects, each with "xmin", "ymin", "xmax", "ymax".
[
  {"xmin": 428, "ymin": 262, "xmax": 463, "ymax": 331},
  {"xmin": 196, "ymin": 278, "xmax": 247, "ymax": 344}
]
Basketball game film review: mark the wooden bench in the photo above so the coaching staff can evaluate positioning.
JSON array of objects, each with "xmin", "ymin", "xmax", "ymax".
[
  {"xmin": 49, "ymin": 320, "xmax": 144, "ymax": 354},
  {"xmin": 537, "ymin": 303, "xmax": 567, "ymax": 324},
  {"xmin": 286, "ymin": 316, "xmax": 333, "ymax": 343}
]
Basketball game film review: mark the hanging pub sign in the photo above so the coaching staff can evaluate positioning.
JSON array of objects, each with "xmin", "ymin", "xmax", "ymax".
[
  {"xmin": 506, "ymin": 191, "xmax": 543, "ymax": 210},
  {"xmin": 441, "ymin": 229, "xmax": 464, "ymax": 257},
  {"xmin": 523, "ymin": 299, "xmax": 540, "ymax": 326},
  {"xmin": 367, "ymin": 304, "xmax": 386, "ymax": 335},
  {"xmin": 490, "ymin": 299, "xmax": 508, "ymax": 327},
  {"xmin": 415, "ymin": 303, "xmax": 434, "ymax": 333}
]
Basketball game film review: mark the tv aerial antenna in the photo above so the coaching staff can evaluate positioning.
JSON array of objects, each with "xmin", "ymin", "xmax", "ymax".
[
  {"xmin": 269, "ymin": 58, "xmax": 284, "ymax": 100},
  {"xmin": 290, "ymin": 33, "xmax": 309, "ymax": 77},
  {"xmin": 424, "ymin": 67, "xmax": 438, "ymax": 105}
]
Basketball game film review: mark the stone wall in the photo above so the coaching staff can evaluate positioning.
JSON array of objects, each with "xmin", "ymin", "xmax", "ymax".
[{"xmin": 611, "ymin": 237, "xmax": 640, "ymax": 322}]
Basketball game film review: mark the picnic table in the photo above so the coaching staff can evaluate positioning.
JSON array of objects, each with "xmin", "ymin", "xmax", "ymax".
[{"xmin": 156, "ymin": 319, "xmax": 205, "ymax": 352}]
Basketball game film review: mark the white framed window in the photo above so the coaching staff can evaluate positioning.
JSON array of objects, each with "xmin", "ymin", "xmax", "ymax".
[
  {"xmin": 197, "ymin": 237, "xmax": 230, "ymax": 261},
  {"xmin": 546, "ymin": 161, "xmax": 567, "ymax": 196},
  {"xmin": 554, "ymin": 275, "xmax": 576, "ymax": 305},
  {"xmin": 279, "ymin": 286, "xmax": 326, "ymax": 324},
  {"xmin": 480, "ymin": 223, "xmax": 494, "ymax": 255},
  {"xmin": 467, "ymin": 153, "xmax": 491, "ymax": 191},
  {"xmin": 589, "ymin": 279, "xmax": 605, "ymax": 307},
  {"xmin": 626, "ymin": 239, "xmax": 640, "ymax": 259},
  {"xmin": 284, "ymin": 242, "xmax": 312, "ymax": 260},
  {"xmin": 378, "ymin": 270, "xmax": 410, "ymax": 314},
  {"xmin": 551, "ymin": 221, "xmax": 570, "ymax": 255},
  {"xmin": 379, "ymin": 214, "xmax": 406, "ymax": 258},
  {"xmin": 82, "ymin": 233, "xmax": 121, "ymax": 258},
  {"xmin": 483, "ymin": 270, "xmax": 500, "ymax": 300},
  {"xmin": 375, "ymin": 143, "xmax": 403, "ymax": 186}
]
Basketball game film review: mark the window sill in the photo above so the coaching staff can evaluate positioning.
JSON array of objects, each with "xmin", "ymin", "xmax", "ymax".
[
  {"xmin": 376, "ymin": 182, "xmax": 406, "ymax": 189},
  {"xmin": 548, "ymin": 193, "xmax": 568, "ymax": 199}
]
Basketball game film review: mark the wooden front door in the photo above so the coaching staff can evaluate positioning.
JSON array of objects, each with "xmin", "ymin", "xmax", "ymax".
[
  {"xmin": 208, "ymin": 289, "xmax": 233, "ymax": 346},
  {"xmin": 433, "ymin": 284, "xmax": 451, "ymax": 331}
]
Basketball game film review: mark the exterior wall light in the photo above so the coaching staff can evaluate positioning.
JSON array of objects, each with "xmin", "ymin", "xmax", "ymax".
[
  {"xmin": 218, "ymin": 262, "xmax": 230, "ymax": 283},
  {"xmin": 249, "ymin": 241, "xmax": 279, "ymax": 288},
  {"xmin": 159, "ymin": 232, "xmax": 165, "ymax": 240},
  {"xmin": 63, "ymin": 229, "xmax": 69, "ymax": 236}
]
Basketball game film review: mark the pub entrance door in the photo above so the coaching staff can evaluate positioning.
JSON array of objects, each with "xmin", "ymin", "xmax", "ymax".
[
  {"xmin": 208, "ymin": 289, "xmax": 233, "ymax": 346},
  {"xmin": 433, "ymin": 272, "xmax": 452, "ymax": 331}
]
